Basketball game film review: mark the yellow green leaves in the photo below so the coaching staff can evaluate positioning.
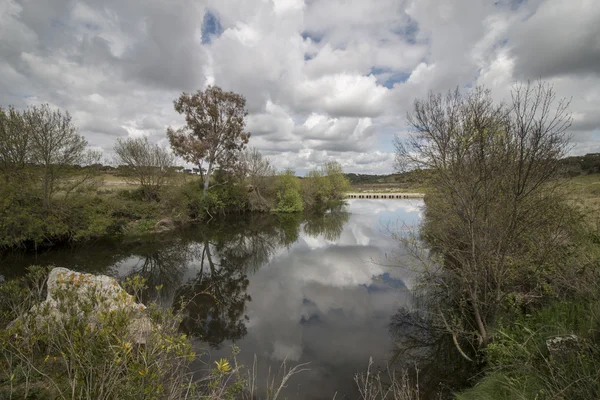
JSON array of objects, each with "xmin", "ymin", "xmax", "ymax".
[{"xmin": 215, "ymin": 358, "xmax": 232, "ymax": 374}]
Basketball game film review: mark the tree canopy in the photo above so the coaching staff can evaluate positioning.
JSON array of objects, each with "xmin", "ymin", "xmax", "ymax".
[{"xmin": 167, "ymin": 86, "xmax": 251, "ymax": 198}]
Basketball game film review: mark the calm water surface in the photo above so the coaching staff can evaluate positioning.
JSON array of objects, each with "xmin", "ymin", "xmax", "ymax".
[{"xmin": 1, "ymin": 199, "xmax": 423, "ymax": 399}]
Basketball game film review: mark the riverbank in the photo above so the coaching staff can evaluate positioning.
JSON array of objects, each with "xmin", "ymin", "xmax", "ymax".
[
  {"xmin": 0, "ymin": 162, "xmax": 353, "ymax": 253},
  {"xmin": 0, "ymin": 199, "xmax": 424, "ymax": 399}
]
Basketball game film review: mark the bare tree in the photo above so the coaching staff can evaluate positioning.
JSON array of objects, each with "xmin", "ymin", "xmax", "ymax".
[
  {"xmin": 113, "ymin": 136, "xmax": 174, "ymax": 199},
  {"xmin": 24, "ymin": 104, "xmax": 98, "ymax": 207},
  {"xmin": 396, "ymin": 82, "xmax": 574, "ymax": 356},
  {"xmin": 239, "ymin": 147, "xmax": 275, "ymax": 209},
  {"xmin": 167, "ymin": 86, "xmax": 251, "ymax": 199}
]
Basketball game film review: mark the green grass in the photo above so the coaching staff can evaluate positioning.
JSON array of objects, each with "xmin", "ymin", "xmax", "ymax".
[{"xmin": 563, "ymin": 174, "xmax": 600, "ymax": 229}]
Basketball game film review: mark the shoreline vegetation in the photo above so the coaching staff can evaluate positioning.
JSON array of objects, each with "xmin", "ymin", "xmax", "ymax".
[
  {"xmin": 2, "ymin": 83, "xmax": 600, "ymax": 399},
  {"xmin": 0, "ymin": 89, "xmax": 353, "ymax": 252}
]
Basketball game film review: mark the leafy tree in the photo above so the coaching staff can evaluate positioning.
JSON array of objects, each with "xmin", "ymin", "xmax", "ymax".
[
  {"xmin": 322, "ymin": 161, "xmax": 351, "ymax": 199},
  {"xmin": 396, "ymin": 82, "xmax": 574, "ymax": 356},
  {"xmin": 273, "ymin": 169, "xmax": 304, "ymax": 213},
  {"xmin": 167, "ymin": 86, "xmax": 251, "ymax": 199},
  {"xmin": 113, "ymin": 136, "xmax": 174, "ymax": 200},
  {"xmin": 302, "ymin": 169, "xmax": 332, "ymax": 206},
  {"xmin": 303, "ymin": 161, "xmax": 351, "ymax": 206}
]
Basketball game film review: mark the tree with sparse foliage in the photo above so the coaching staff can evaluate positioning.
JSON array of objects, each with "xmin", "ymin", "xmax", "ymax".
[
  {"xmin": 240, "ymin": 147, "xmax": 275, "ymax": 210},
  {"xmin": 113, "ymin": 136, "xmax": 174, "ymax": 200},
  {"xmin": 396, "ymin": 81, "xmax": 575, "ymax": 357},
  {"xmin": 167, "ymin": 86, "xmax": 251, "ymax": 199},
  {"xmin": 24, "ymin": 104, "xmax": 100, "ymax": 207},
  {"xmin": 0, "ymin": 106, "xmax": 30, "ymax": 179}
]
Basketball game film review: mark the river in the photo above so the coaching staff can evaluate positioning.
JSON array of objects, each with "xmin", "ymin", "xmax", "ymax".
[{"xmin": 1, "ymin": 199, "xmax": 424, "ymax": 399}]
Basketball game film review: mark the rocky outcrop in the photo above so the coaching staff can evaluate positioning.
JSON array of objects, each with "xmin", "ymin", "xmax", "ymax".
[{"xmin": 24, "ymin": 267, "xmax": 153, "ymax": 344}]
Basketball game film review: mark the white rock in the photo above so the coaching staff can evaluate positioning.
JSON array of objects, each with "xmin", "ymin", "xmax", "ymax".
[{"xmin": 30, "ymin": 267, "xmax": 152, "ymax": 344}]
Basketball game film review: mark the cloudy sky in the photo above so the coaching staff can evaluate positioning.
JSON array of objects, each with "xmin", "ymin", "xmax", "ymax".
[{"xmin": 1, "ymin": 0, "xmax": 599, "ymax": 174}]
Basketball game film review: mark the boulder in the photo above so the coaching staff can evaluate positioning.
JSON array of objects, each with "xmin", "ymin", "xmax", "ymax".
[
  {"xmin": 27, "ymin": 267, "xmax": 153, "ymax": 344},
  {"xmin": 546, "ymin": 334, "xmax": 587, "ymax": 361}
]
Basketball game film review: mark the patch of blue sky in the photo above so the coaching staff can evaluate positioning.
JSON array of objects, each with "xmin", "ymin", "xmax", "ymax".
[
  {"xmin": 301, "ymin": 31, "xmax": 323, "ymax": 44},
  {"xmin": 201, "ymin": 10, "xmax": 223, "ymax": 44},
  {"xmin": 391, "ymin": 17, "xmax": 419, "ymax": 45},
  {"xmin": 370, "ymin": 67, "xmax": 411, "ymax": 89}
]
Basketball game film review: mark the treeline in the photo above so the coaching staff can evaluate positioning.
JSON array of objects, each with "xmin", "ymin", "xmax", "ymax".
[
  {"xmin": 0, "ymin": 87, "xmax": 350, "ymax": 250},
  {"xmin": 560, "ymin": 153, "xmax": 600, "ymax": 176}
]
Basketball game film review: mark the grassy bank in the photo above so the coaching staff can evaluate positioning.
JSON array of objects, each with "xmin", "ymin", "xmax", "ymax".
[{"xmin": 0, "ymin": 164, "xmax": 351, "ymax": 252}]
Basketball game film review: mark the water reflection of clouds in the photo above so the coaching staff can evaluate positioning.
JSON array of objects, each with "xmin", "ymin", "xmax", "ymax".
[
  {"xmin": 5, "ymin": 198, "xmax": 423, "ymax": 399},
  {"xmin": 215, "ymin": 199, "xmax": 423, "ymax": 398}
]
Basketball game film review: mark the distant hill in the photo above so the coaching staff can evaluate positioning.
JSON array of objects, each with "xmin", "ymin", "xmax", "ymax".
[
  {"xmin": 560, "ymin": 153, "xmax": 600, "ymax": 176},
  {"xmin": 345, "ymin": 169, "xmax": 433, "ymax": 192},
  {"xmin": 346, "ymin": 154, "xmax": 600, "ymax": 191}
]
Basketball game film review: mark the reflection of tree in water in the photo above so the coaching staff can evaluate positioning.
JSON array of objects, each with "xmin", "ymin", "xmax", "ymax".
[
  {"xmin": 388, "ymin": 296, "xmax": 479, "ymax": 398},
  {"xmin": 173, "ymin": 208, "xmax": 350, "ymax": 347},
  {"xmin": 174, "ymin": 233, "xmax": 251, "ymax": 348},
  {"xmin": 303, "ymin": 204, "xmax": 350, "ymax": 242},
  {"xmin": 10, "ymin": 205, "xmax": 351, "ymax": 348},
  {"xmin": 117, "ymin": 238, "xmax": 192, "ymax": 305}
]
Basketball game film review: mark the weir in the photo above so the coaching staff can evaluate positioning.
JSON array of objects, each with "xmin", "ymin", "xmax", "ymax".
[{"xmin": 344, "ymin": 192, "xmax": 425, "ymax": 199}]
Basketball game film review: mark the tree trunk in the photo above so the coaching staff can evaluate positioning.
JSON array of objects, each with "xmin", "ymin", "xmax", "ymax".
[{"xmin": 202, "ymin": 161, "xmax": 213, "ymax": 200}]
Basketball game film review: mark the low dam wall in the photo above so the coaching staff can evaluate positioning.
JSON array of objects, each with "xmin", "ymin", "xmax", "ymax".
[{"xmin": 345, "ymin": 192, "xmax": 424, "ymax": 199}]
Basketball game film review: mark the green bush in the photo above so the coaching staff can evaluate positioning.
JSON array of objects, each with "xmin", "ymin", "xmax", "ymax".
[
  {"xmin": 0, "ymin": 269, "xmax": 308, "ymax": 400},
  {"xmin": 273, "ymin": 170, "xmax": 303, "ymax": 213},
  {"xmin": 0, "ymin": 272, "xmax": 195, "ymax": 400},
  {"xmin": 457, "ymin": 300, "xmax": 600, "ymax": 400}
]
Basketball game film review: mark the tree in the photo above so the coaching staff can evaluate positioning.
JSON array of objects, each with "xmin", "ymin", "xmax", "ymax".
[
  {"xmin": 302, "ymin": 169, "xmax": 332, "ymax": 206},
  {"xmin": 273, "ymin": 169, "xmax": 304, "ymax": 213},
  {"xmin": 396, "ymin": 82, "xmax": 574, "ymax": 356},
  {"xmin": 0, "ymin": 106, "xmax": 30, "ymax": 178},
  {"xmin": 23, "ymin": 104, "xmax": 99, "ymax": 207},
  {"xmin": 113, "ymin": 136, "xmax": 174, "ymax": 200},
  {"xmin": 240, "ymin": 147, "xmax": 275, "ymax": 210},
  {"xmin": 322, "ymin": 161, "xmax": 351, "ymax": 199},
  {"xmin": 167, "ymin": 86, "xmax": 251, "ymax": 199}
]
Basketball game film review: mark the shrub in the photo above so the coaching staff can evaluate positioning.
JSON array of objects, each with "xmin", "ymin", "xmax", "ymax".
[
  {"xmin": 0, "ymin": 269, "xmax": 309, "ymax": 400},
  {"xmin": 457, "ymin": 300, "xmax": 600, "ymax": 400},
  {"xmin": 273, "ymin": 170, "xmax": 303, "ymax": 213}
]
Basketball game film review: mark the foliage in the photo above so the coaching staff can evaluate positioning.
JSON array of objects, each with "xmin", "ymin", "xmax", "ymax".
[
  {"xmin": 23, "ymin": 104, "xmax": 101, "ymax": 207},
  {"xmin": 0, "ymin": 181, "xmax": 118, "ymax": 249},
  {"xmin": 179, "ymin": 175, "xmax": 249, "ymax": 221},
  {"xmin": 113, "ymin": 136, "xmax": 174, "ymax": 200},
  {"xmin": 239, "ymin": 147, "xmax": 276, "ymax": 211},
  {"xmin": 302, "ymin": 169, "xmax": 332, "ymax": 206},
  {"xmin": 323, "ymin": 161, "xmax": 351, "ymax": 199},
  {"xmin": 272, "ymin": 169, "xmax": 303, "ymax": 213},
  {"xmin": 457, "ymin": 300, "xmax": 600, "ymax": 400},
  {"xmin": 0, "ymin": 106, "xmax": 30, "ymax": 176},
  {"xmin": 560, "ymin": 153, "xmax": 600, "ymax": 176},
  {"xmin": 0, "ymin": 269, "xmax": 309, "ymax": 400},
  {"xmin": 397, "ymin": 82, "xmax": 575, "ymax": 355},
  {"xmin": 302, "ymin": 161, "xmax": 351, "ymax": 206},
  {"xmin": 0, "ymin": 271, "xmax": 195, "ymax": 400},
  {"xmin": 167, "ymin": 86, "xmax": 251, "ymax": 199},
  {"xmin": 354, "ymin": 358, "xmax": 421, "ymax": 400}
]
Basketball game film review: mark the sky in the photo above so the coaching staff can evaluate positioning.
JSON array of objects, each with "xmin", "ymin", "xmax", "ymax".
[{"xmin": 1, "ymin": 0, "xmax": 599, "ymax": 174}]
